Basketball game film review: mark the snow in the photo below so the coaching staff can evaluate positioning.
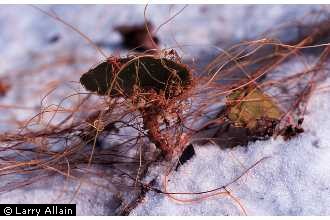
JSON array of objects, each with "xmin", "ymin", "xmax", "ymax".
[
  {"xmin": 0, "ymin": 4, "xmax": 329, "ymax": 215},
  {"xmin": 132, "ymin": 78, "xmax": 330, "ymax": 215},
  {"xmin": 0, "ymin": 174, "xmax": 123, "ymax": 215}
]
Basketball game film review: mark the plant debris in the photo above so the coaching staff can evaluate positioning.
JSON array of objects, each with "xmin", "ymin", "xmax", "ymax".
[
  {"xmin": 47, "ymin": 34, "xmax": 61, "ymax": 44},
  {"xmin": 0, "ymin": 80, "xmax": 10, "ymax": 97},
  {"xmin": 114, "ymin": 21, "xmax": 159, "ymax": 52},
  {"xmin": 197, "ymin": 85, "xmax": 285, "ymax": 148},
  {"xmin": 175, "ymin": 144, "xmax": 195, "ymax": 171},
  {"xmin": 280, "ymin": 118, "xmax": 304, "ymax": 140},
  {"xmin": 80, "ymin": 54, "xmax": 192, "ymax": 158},
  {"xmin": 80, "ymin": 55, "xmax": 191, "ymax": 97},
  {"xmin": 226, "ymin": 85, "xmax": 283, "ymax": 130}
]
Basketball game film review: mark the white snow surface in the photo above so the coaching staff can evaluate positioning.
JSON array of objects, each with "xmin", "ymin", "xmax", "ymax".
[
  {"xmin": 0, "ymin": 4, "xmax": 329, "ymax": 215},
  {"xmin": 132, "ymin": 78, "xmax": 330, "ymax": 215}
]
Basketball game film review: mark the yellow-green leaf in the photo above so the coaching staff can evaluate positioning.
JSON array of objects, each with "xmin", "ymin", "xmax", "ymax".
[{"xmin": 226, "ymin": 86, "xmax": 283, "ymax": 129}]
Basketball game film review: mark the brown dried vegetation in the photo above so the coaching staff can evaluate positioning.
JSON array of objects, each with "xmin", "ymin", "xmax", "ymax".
[{"xmin": 0, "ymin": 7, "xmax": 330, "ymax": 215}]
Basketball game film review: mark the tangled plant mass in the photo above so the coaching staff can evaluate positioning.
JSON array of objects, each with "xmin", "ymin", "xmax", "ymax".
[
  {"xmin": 80, "ymin": 54, "xmax": 193, "ymax": 158},
  {"xmin": 0, "ymin": 5, "xmax": 330, "ymax": 215}
]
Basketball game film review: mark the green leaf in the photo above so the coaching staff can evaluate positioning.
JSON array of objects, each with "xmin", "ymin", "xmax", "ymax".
[{"xmin": 80, "ymin": 56, "xmax": 192, "ymax": 98}]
